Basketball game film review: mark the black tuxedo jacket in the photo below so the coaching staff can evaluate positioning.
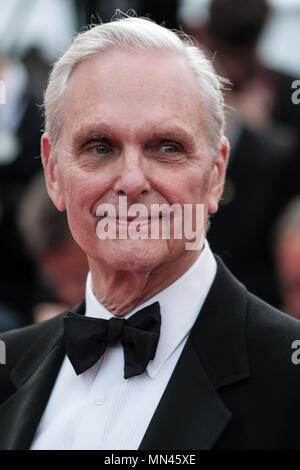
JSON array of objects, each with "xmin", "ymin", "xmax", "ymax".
[{"xmin": 1, "ymin": 257, "xmax": 300, "ymax": 450}]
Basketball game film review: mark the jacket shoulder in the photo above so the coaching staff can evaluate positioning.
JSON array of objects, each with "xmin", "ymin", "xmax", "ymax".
[
  {"xmin": 0, "ymin": 314, "xmax": 64, "ymax": 378},
  {"xmin": 246, "ymin": 292, "xmax": 300, "ymax": 379},
  {"xmin": 247, "ymin": 292, "xmax": 300, "ymax": 340}
]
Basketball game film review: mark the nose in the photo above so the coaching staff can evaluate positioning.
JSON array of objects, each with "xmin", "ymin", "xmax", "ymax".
[{"xmin": 113, "ymin": 149, "xmax": 151, "ymax": 201}]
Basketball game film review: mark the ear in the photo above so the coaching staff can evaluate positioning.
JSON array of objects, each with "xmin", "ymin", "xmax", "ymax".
[
  {"xmin": 41, "ymin": 133, "xmax": 66, "ymax": 211},
  {"xmin": 207, "ymin": 136, "xmax": 229, "ymax": 214}
]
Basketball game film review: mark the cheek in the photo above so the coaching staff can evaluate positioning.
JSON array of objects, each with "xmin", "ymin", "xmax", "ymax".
[
  {"xmin": 55, "ymin": 172, "xmax": 96, "ymax": 247},
  {"xmin": 157, "ymin": 164, "xmax": 210, "ymax": 203},
  {"xmin": 57, "ymin": 166, "xmax": 104, "ymax": 213},
  {"xmin": 177, "ymin": 170, "xmax": 211, "ymax": 204}
]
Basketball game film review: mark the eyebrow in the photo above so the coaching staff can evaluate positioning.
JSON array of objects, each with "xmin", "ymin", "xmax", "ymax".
[
  {"xmin": 149, "ymin": 128, "xmax": 196, "ymax": 145},
  {"xmin": 71, "ymin": 126, "xmax": 110, "ymax": 148},
  {"xmin": 70, "ymin": 122, "xmax": 198, "ymax": 149}
]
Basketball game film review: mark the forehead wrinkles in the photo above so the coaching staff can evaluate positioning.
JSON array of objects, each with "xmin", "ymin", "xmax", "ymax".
[
  {"xmin": 69, "ymin": 120, "xmax": 202, "ymax": 150},
  {"xmin": 64, "ymin": 48, "xmax": 201, "ymax": 105},
  {"xmin": 61, "ymin": 49, "xmax": 207, "ymax": 149}
]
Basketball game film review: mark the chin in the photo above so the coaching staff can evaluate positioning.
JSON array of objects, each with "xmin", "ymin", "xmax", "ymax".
[{"xmin": 98, "ymin": 238, "xmax": 177, "ymax": 272}]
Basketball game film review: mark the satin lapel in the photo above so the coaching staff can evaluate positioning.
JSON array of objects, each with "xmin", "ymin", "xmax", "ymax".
[
  {"xmin": 0, "ymin": 341, "xmax": 65, "ymax": 449},
  {"xmin": 140, "ymin": 257, "xmax": 250, "ymax": 450},
  {"xmin": 0, "ymin": 309, "xmax": 71, "ymax": 449},
  {"xmin": 139, "ymin": 339, "xmax": 231, "ymax": 450}
]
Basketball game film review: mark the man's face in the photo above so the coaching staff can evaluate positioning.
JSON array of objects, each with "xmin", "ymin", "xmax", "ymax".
[{"xmin": 42, "ymin": 48, "xmax": 228, "ymax": 273}]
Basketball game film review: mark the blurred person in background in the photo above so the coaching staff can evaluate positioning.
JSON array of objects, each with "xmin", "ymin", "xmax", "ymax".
[
  {"xmin": 18, "ymin": 172, "xmax": 89, "ymax": 324},
  {"xmin": 274, "ymin": 197, "xmax": 300, "ymax": 320},
  {"xmin": 180, "ymin": 0, "xmax": 300, "ymax": 132},
  {"xmin": 0, "ymin": 0, "xmax": 76, "ymax": 329},
  {"xmin": 179, "ymin": 0, "xmax": 300, "ymax": 307},
  {"xmin": 0, "ymin": 53, "xmax": 43, "ymax": 327},
  {"xmin": 208, "ymin": 119, "xmax": 299, "ymax": 307}
]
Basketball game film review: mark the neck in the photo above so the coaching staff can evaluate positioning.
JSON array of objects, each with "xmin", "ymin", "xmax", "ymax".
[{"xmin": 88, "ymin": 249, "xmax": 202, "ymax": 317}]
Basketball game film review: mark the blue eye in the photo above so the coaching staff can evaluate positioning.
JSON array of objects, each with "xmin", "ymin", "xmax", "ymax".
[
  {"xmin": 160, "ymin": 144, "xmax": 179, "ymax": 153},
  {"xmin": 95, "ymin": 144, "xmax": 111, "ymax": 155}
]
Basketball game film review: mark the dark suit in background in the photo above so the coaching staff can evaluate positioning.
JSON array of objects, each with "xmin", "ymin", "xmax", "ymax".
[{"xmin": 208, "ymin": 123, "xmax": 300, "ymax": 308}]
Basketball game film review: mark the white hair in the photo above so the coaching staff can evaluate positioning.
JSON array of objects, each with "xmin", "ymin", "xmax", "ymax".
[{"xmin": 44, "ymin": 14, "xmax": 229, "ymax": 158}]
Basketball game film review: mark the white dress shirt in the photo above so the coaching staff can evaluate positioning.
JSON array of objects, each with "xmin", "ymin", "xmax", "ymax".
[{"xmin": 31, "ymin": 241, "xmax": 217, "ymax": 450}]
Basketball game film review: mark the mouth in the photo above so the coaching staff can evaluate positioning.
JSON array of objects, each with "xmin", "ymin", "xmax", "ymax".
[
  {"xmin": 116, "ymin": 215, "xmax": 140, "ymax": 222},
  {"xmin": 114, "ymin": 216, "xmax": 161, "ymax": 227},
  {"xmin": 96, "ymin": 211, "xmax": 165, "ymax": 220}
]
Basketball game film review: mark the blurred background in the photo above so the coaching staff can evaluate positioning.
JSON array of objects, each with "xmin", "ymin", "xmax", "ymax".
[{"xmin": 0, "ymin": 0, "xmax": 299, "ymax": 332}]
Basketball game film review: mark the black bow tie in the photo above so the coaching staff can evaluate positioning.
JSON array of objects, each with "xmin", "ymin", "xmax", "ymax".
[{"xmin": 63, "ymin": 302, "xmax": 161, "ymax": 379}]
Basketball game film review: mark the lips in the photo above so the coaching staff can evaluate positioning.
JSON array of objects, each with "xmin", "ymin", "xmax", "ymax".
[
  {"xmin": 114, "ymin": 216, "xmax": 154, "ymax": 227},
  {"xmin": 116, "ymin": 215, "xmax": 142, "ymax": 222}
]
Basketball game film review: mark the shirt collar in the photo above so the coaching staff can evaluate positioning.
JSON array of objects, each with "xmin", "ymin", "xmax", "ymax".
[{"xmin": 85, "ymin": 240, "xmax": 216, "ymax": 378}]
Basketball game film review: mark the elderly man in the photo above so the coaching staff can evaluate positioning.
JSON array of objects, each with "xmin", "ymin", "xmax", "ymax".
[{"xmin": 1, "ymin": 16, "xmax": 300, "ymax": 451}]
